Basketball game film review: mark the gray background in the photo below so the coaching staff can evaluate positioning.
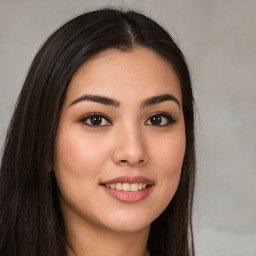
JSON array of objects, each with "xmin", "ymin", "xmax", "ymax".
[{"xmin": 0, "ymin": 0, "xmax": 255, "ymax": 255}]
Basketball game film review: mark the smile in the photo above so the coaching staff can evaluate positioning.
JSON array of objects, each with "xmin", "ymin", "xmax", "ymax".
[
  {"xmin": 104, "ymin": 182, "xmax": 147, "ymax": 192},
  {"xmin": 100, "ymin": 176, "xmax": 154, "ymax": 203}
]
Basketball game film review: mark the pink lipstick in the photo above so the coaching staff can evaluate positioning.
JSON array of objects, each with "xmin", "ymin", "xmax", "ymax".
[{"xmin": 100, "ymin": 176, "xmax": 154, "ymax": 203}]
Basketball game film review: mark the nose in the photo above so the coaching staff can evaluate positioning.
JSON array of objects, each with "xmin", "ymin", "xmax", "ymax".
[{"xmin": 112, "ymin": 125, "xmax": 149, "ymax": 167}]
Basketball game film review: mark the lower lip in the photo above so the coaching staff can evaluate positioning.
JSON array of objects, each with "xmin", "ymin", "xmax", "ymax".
[{"xmin": 101, "ymin": 185, "xmax": 153, "ymax": 203}]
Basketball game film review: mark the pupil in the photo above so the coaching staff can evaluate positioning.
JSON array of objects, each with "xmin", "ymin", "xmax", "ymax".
[
  {"xmin": 151, "ymin": 116, "xmax": 161, "ymax": 125},
  {"xmin": 91, "ymin": 116, "xmax": 102, "ymax": 125}
]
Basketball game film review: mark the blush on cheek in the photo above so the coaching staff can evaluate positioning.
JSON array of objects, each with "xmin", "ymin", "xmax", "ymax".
[
  {"xmin": 157, "ymin": 146, "xmax": 185, "ymax": 171},
  {"xmin": 57, "ymin": 134, "xmax": 88, "ymax": 163},
  {"xmin": 55, "ymin": 134, "xmax": 108, "ymax": 182},
  {"xmin": 156, "ymin": 140, "xmax": 185, "ymax": 196}
]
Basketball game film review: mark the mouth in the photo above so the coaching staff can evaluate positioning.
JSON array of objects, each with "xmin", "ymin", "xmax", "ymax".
[
  {"xmin": 100, "ymin": 176, "xmax": 154, "ymax": 203},
  {"xmin": 102, "ymin": 182, "xmax": 151, "ymax": 192}
]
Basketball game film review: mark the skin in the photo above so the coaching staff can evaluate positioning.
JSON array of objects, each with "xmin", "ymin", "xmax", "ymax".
[{"xmin": 54, "ymin": 47, "xmax": 186, "ymax": 256}]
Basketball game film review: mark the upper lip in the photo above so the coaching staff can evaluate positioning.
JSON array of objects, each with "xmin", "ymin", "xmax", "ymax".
[{"xmin": 101, "ymin": 175, "xmax": 154, "ymax": 185}]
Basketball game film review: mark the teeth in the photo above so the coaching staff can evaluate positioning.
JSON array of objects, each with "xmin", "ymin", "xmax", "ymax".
[
  {"xmin": 116, "ymin": 183, "xmax": 122, "ymax": 190},
  {"xmin": 105, "ymin": 182, "xmax": 148, "ymax": 192},
  {"xmin": 123, "ymin": 183, "xmax": 130, "ymax": 191},
  {"xmin": 110, "ymin": 184, "xmax": 116, "ymax": 189},
  {"xmin": 130, "ymin": 183, "xmax": 138, "ymax": 191}
]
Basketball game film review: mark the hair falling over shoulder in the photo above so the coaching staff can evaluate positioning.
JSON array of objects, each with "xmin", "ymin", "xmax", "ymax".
[{"xmin": 0, "ymin": 7, "xmax": 196, "ymax": 256}]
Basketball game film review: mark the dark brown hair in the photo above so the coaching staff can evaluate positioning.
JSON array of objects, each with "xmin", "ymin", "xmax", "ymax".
[{"xmin": 0, "ymin": 8, "xmax": 195, "ymax": 256}]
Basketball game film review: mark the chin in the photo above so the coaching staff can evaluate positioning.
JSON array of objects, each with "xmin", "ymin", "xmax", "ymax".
[
  {"xmin": 106, "ymin": 221, "xmax": 151, "ymax": 233},
  {"xmin": 99, "ymin": 209, "xmax": 154, "ymax": 233}
]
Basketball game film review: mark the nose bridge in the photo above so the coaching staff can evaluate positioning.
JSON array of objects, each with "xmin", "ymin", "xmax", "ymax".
[{"xmin": 112, "ymin": 121, "xmax": 148, "ymax": 166}]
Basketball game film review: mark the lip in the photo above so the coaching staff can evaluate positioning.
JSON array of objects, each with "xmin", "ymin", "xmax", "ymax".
[
  {"xmin": 101, "ymin": 185, "xmax": 153, "ymax": 203},
  {"xmin": 100, "ymin": 176, "xmax": 154, "ymax": 203},
  {"xmin": 100, "ymin": 175, "xmax": 154, "ymax": 185}
]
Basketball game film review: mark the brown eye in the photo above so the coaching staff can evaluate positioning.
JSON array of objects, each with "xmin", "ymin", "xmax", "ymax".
[
  {"xmin": 90, "ymin": 116, "xmax": 103, "ymax": 125},
  {"xmin": 145, "ymin": 113, "xmax": 176, "ymax": 126},
  {"xmin": 149, "ymin": 115, "xmax": 162, "ymax": 126},
  {"xmin": 80, "ymin": 114, "xmax": 112, "ymax": 127}
]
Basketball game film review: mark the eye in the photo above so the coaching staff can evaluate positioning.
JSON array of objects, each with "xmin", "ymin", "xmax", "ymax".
[
  {"xmin": 80, "ymin": 113, "xmax": 112, "ymax": 127},
  {"xmin": 145, "ymin": 112, "xmax": 176, "ymax": 126}
]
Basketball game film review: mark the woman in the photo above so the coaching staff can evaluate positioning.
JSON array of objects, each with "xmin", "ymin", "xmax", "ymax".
[{"xmin": 0, "ymin": 8, "xmax": 196, "ymax": 256}]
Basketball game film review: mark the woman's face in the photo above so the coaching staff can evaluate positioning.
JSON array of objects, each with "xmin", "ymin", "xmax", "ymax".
[{"xmin": 54, "ymin": 47, "xmax": 185, "ymax": 233}]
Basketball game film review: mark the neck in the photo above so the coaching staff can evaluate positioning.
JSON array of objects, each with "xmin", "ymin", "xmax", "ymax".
[{"xmin": 66, "ymin": 217, "xmax": 150, "ymax": 256}]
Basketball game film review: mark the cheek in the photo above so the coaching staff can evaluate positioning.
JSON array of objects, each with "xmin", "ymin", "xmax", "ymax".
[
  {"xmin": 53, "ymin": 127, "xmax": 114, "ymax": 210},
  {"xmin": 53, "ymin": 129, "xmax": 109, "ymax": 218},
  {"xmin": 54, "ymin": 129, "xmax": 109, "ymax": 177},
  {"xmin": 152, "ymin": 128, "xmax": 186, "ymax": 173},
  {"xmin": 150, "ymin": 129, "xmax": 186, "ymax": 206}
]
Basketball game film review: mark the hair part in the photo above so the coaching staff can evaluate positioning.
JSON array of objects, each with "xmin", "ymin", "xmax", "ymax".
[{"xmin": 0, "ymin": 7, "xmax": 195, "ymax": 256}]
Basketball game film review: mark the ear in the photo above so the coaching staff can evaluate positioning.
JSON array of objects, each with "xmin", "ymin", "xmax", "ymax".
[{"xmin": 48, "ymin": 165, "xmax": 53, "ymax": 173}]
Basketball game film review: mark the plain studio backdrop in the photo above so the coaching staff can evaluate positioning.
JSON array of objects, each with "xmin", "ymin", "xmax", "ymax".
[{"xmin": 0, "ymin": 1, "xmax": 255, "ymax": 255}]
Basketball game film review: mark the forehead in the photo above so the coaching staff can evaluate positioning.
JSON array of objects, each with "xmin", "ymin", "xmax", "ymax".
[{"xmin": 65, "ymin": 47, "xmax": 182, "ymax": 106}]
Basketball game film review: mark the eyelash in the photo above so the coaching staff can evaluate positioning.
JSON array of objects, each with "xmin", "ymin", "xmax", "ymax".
[
  {"xmin": 79, "ymin": 112, "xmax": 176, "ymax": 127},
  {"xmin": 145, "ymin": 112, "xmax": 177, "ymax": 126},
  {"xmin": 79, "ymin": 113, "xmax": 112, "ymax": 127}
]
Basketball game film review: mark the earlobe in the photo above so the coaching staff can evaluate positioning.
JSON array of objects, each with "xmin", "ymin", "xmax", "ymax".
[{"xmin": 48, "ymin": 166, "xmax": 53, "ymax": 173}]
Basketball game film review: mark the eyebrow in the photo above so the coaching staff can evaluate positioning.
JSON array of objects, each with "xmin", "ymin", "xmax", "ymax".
[
  {"xmin": 141, "ymin": 94, "xmax": 181, "ymax": 108},
  {"xmin": 69, "ymin": 93, "xmax": 181, "ymax": 108},
  {"xmin": 69, "ymin": 95, "xmax": 120, "ymax": 107}
]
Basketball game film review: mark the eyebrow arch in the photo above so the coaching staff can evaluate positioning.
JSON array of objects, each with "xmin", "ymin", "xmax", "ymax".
[
  {"xmin": 141, "ymin": 94, "xmax": 181, "ymax": 108},
  {"xmin": 69, "ymin": 93, "xmax": 181, "ymax": 108},
  {"xmin": 69, "ymin": 95, "xmax": 120, "ymax": 107}
]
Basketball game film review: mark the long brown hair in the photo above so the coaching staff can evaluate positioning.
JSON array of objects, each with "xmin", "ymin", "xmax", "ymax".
[{"xmin": 0, "ymin": 8, "xmax": 196, "ymax": 256}]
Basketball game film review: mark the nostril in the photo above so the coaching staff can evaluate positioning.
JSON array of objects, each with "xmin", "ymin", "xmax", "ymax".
[{"xmin": 120, "ymin": 159, "xmax": 144, "ymax": 164}]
